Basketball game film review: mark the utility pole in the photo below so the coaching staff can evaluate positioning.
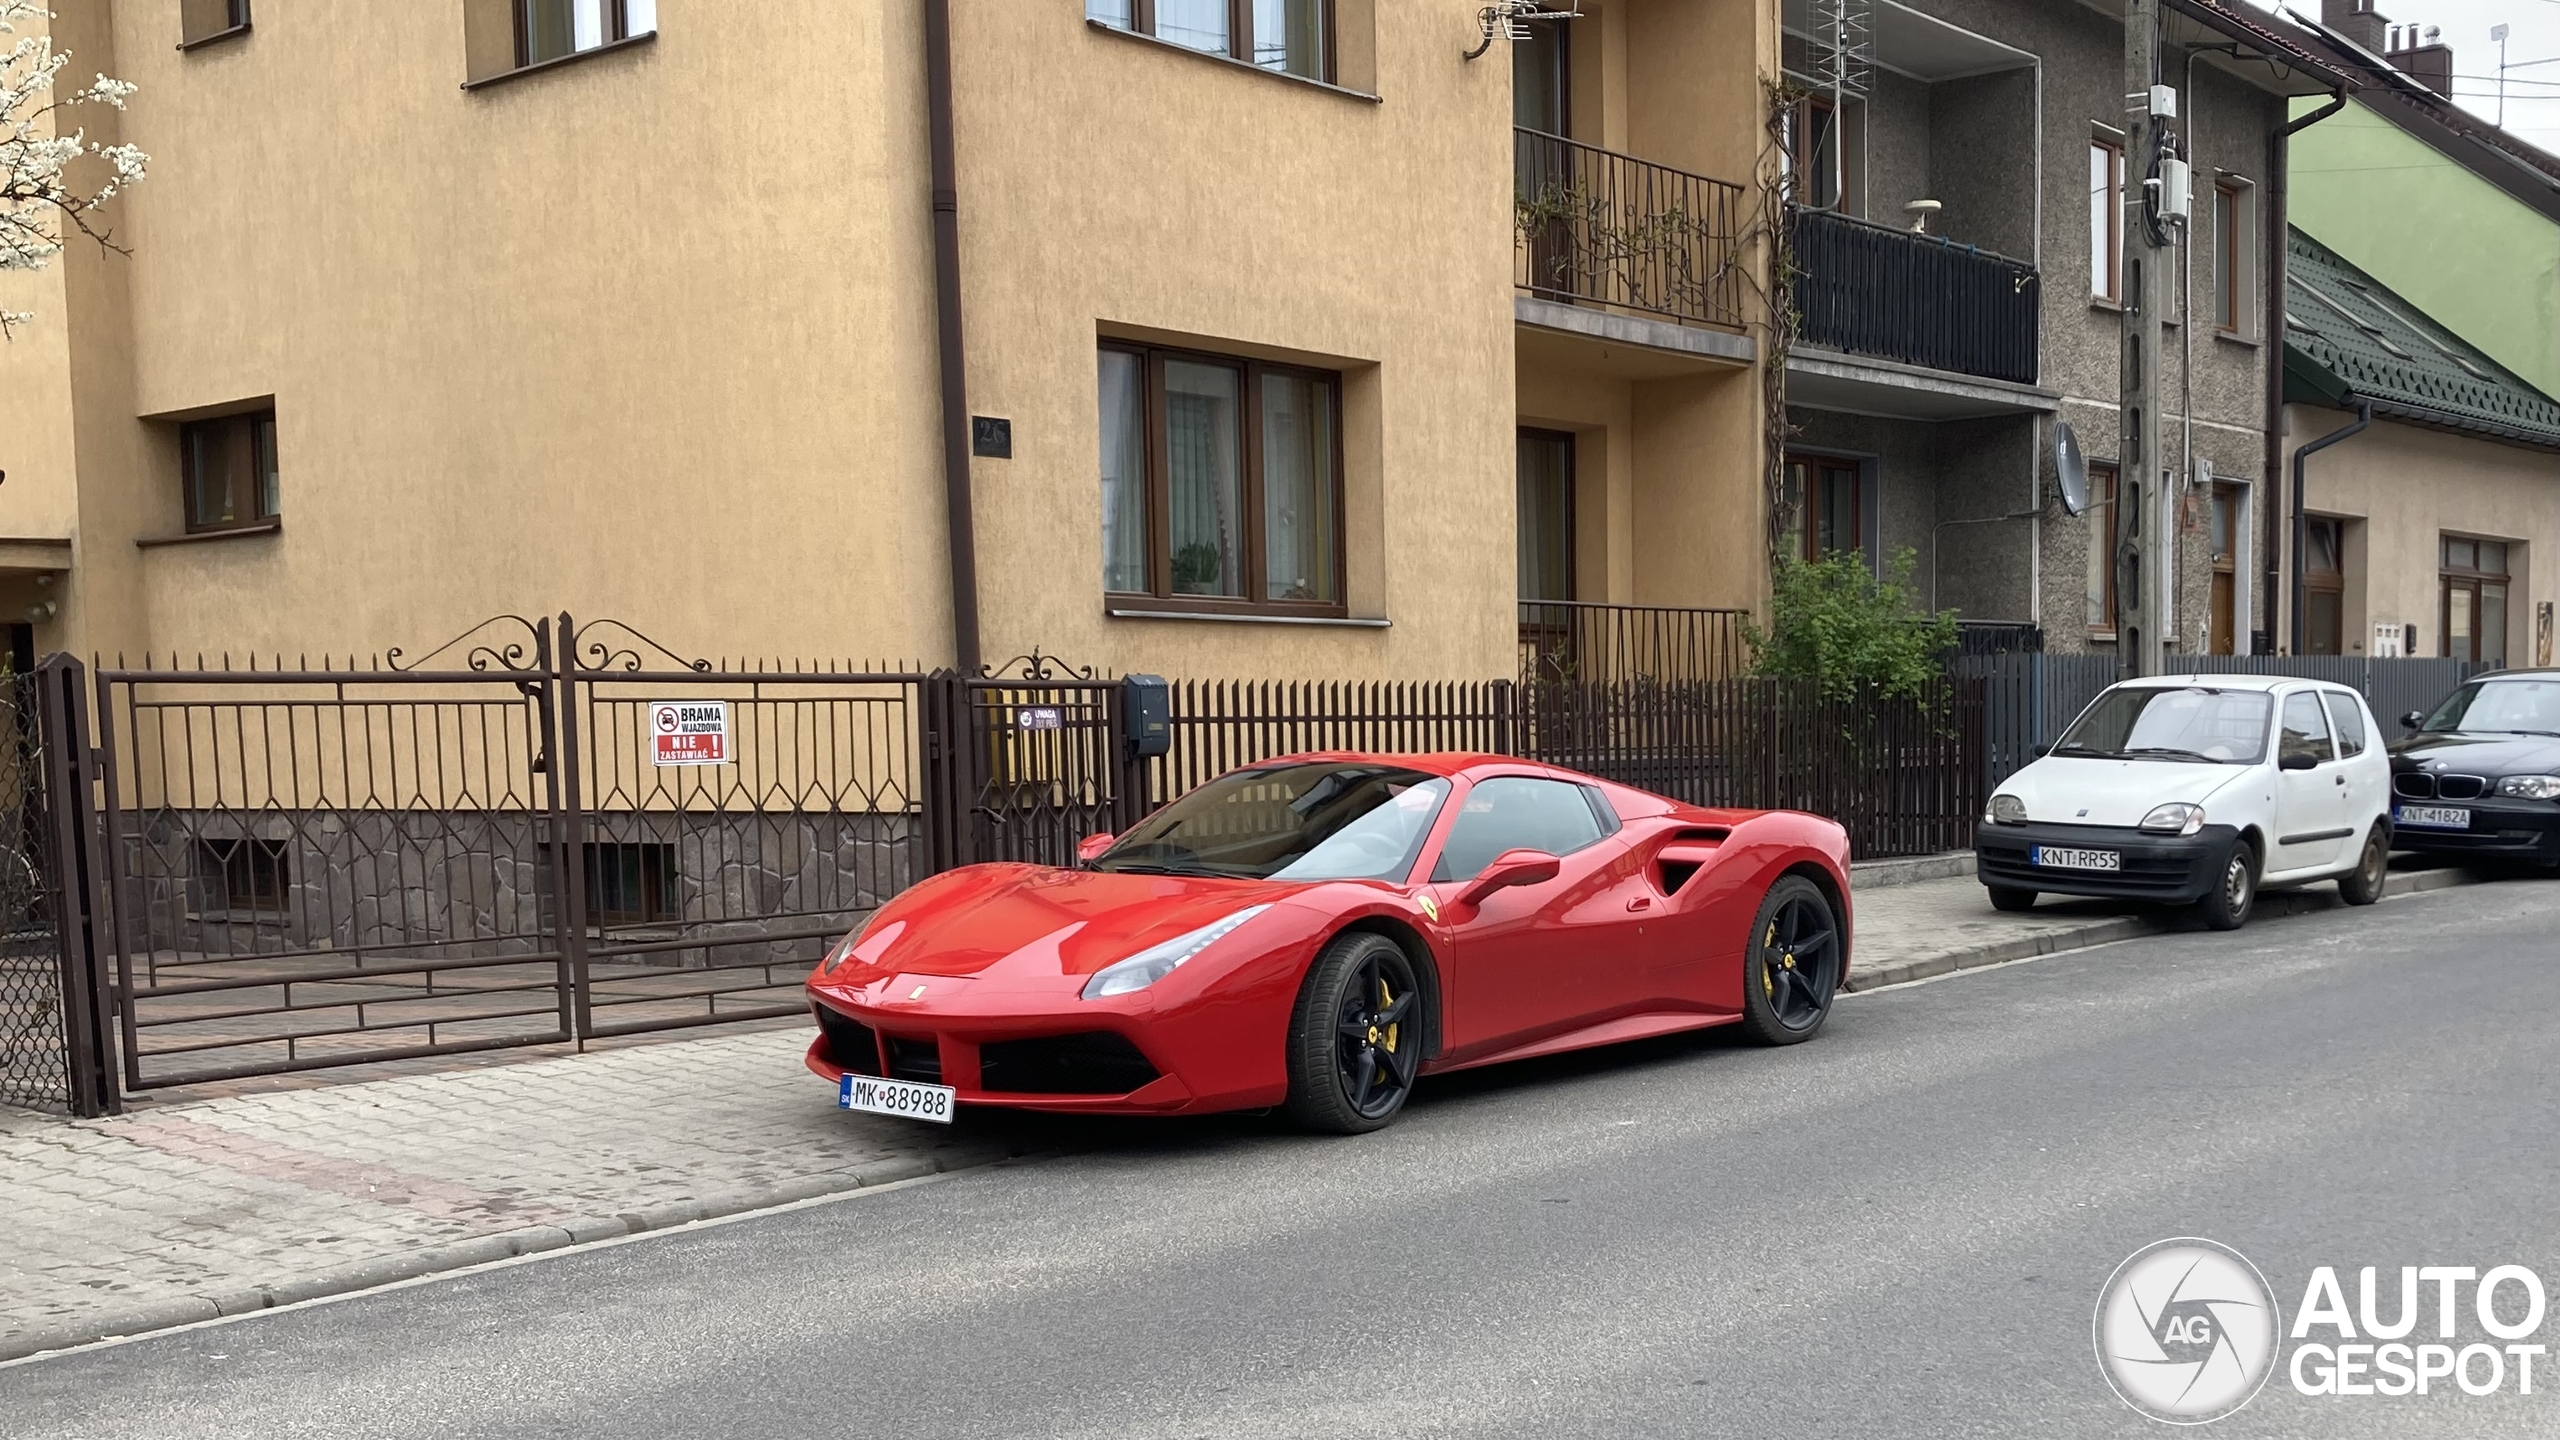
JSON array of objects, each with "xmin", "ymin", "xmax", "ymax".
[{"xmin": 2119, "ymin": 0, "xmax": 2183, "ymax": 678}]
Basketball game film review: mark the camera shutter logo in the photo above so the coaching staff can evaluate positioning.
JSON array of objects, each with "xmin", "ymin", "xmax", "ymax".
[{"xmin": 2095, "ymin": 1238, "xmax": 2282, "ymax": 1424}]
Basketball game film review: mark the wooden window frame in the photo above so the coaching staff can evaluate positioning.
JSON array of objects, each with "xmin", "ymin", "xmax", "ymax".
[
  {"xmin": 2304, "ymin": 515, "xmax": 2347, "ymax": 657},
  {"xmin": 1098, "ymin": 0, "xmax": 1337, "ymax": 85},
  {"xmin": 2207, "ymin": 481, "xmax": 2240, "ymax": 655},
  {"xmin": 180, "ymin": 409, "xmax": 280, "ymax": 535},
  {"xmin": 2087, "ymin": 462, "xmax": 2121, "ymax": 638},
  {"xmin": 515, "ymin": 0, "xmax": 652, "ymax": 70},
  {"xmin": 1516, "ymin": 426, "xmax": 1576, "ymax": 605},
  {"xmin": 196, "ymin": 836, "xmax": 289, "ymax": 921},
  {"xmin": 582, "ymin": 841, "xmax": 679, "ymax": 927},
  {"xmin": 1101, "ymin": 341, "xmax": 1349, "ymax": 619},
  {"xmin": 2440, "ymin": 533, "xmax": 2511, "ymax": 664},
  {"xmin": 1789, "ymin": 94, "xmax": 1842, "ymax": 211},
  {"xmin": 2090, "ymin": 138, "xmax": 2125, "ymax": 304}
]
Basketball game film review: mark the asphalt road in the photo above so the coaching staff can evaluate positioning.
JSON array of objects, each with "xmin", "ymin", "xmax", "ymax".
[{"xmin": 7, "ymin": 879, "xmax": 2558, "ymax": 1439}]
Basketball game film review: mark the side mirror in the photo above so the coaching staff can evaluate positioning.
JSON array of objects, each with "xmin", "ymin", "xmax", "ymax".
[
  {"xmin": 2278, "ymin": 750, "xmax": 2319, "ymax": 772},
  {"xmin": 1076, "ymin": 833, "xmax": 1116, "ymax": 863},
  {"xmin": 2400, "ymin": 711, "xmax": 2425, "ymax": 731},
  {"xmin": 2031, "ymin": 743, "xmax": 2051, "ymax": 759},
  {"xmin": 1456, "ymin": 848, "xmax": 1561, "ymax": 909}
]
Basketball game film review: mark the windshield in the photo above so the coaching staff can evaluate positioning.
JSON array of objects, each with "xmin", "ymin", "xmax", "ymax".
[
  {"xmin": 1094, "ymin": 763, "xmax": 1451, "ymax": 882},
  {"xmin": 2419, "ymin": 678, "xmax": 2560, "ymax": 736},
  {"xmin": 2052, "ymin": 685, "xmax": 2273, "ymax": 764}
]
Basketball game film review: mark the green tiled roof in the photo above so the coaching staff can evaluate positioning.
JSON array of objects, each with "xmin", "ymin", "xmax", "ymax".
[{"xmin": 2283, "ymin": 227, "xmax": 2560, "ymax": 449}]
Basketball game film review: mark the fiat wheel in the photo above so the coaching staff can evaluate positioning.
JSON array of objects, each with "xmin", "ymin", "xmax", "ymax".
[
  {"xmin": 1739, "ymin": 876, "xmax": 1841, "ymax": 1045},
  {"xmin": 2338, "ymin": 821, "xmax": 2389, "ymax": 906},
  {"xmin": 2196, "ymin": 838, "xmax": 2258, "ymax": 931},
  {"xmin": 1284, "ymin": 931, "xmax": 1422, "ymax": 1134}
]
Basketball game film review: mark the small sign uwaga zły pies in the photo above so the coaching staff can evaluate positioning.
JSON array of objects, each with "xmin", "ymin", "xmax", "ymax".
[{"xmin": 650, "ymin": 701, "xmax": 730, "ymax": 767}]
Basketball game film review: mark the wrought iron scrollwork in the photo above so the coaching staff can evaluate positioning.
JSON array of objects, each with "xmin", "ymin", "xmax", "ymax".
[
  {"xmin": 562, "ymin": 615, "xmax": 713, "ymax": 674},
  {"xmin": 385, "ymin": 615, "xmax": 548, "ymax": 674},
  {"xmin": 975, "ymin": 650, "xmax": 1098, "ymax": 683}
]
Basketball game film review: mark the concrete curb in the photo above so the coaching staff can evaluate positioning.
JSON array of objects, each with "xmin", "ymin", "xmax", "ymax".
[
  {"xmin": 0, "ymin": 1148, "xmax": 1004, "ymax": 1364},
  {"xmin": 1848, "ymin": 852, "xmax": 1975, "ymax": 890},
  {"xmin": 1842, "ymin": 863, "xmax": 2484, "ymax": 994}
]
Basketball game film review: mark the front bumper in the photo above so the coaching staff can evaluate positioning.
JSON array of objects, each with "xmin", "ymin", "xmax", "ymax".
[
  {"xmin": 1974, "ymin": 821, "xmax": 2243, "ymax": 904},
  {"xmin": 2389, "ymin": 798, "xmax": 2560, "ymax": 862}
]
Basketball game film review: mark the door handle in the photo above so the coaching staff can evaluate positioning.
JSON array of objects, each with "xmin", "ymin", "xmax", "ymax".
[
  {"xmin": 1626, "ymin": 897, "xmax": 1653, "ymax": 912},
  {"xmin": 2334, "ymin": 775, "xmax": 2347, "ymax": 786}
]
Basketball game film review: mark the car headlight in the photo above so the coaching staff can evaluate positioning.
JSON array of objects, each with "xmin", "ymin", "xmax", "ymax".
[
  {"xmin": 2496, "ymin": 774, "xmax": 2560, "ymax": 800},
  {"xmin": 2138, "ymin": 802, "xmax": 2206, "ymax": 836},
  {"xmin": 818, "ymin": 914, "xmax": 903, "ymax": 976},
  {"xmin": 1985, "ymin": 794, "xmax": 2027, "ymax": 824},
  {"xmin": 1081, "ymin": 905, "xmax": 1272, "ymax": 1000}
]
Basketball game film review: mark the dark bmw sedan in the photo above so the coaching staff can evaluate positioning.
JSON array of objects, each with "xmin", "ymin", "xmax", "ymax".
[{"xmin": 2389, "ymin": 669, "xmax": 2560, "ymax": 868}]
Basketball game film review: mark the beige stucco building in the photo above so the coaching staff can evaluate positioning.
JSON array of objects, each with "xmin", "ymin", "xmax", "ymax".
[
  {"xmin": 0, "ymin": 0, "xmax": 1779, "ymax": 681},
  {"xmin": 2279, "ymin": 231, "xmax": 2559, "ymax": 668}
]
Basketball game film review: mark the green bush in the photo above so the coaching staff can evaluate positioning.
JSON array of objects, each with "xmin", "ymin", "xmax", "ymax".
[{"xmin": 1746, "ymin": 547, "xmax": 1960, "ymax": 702}]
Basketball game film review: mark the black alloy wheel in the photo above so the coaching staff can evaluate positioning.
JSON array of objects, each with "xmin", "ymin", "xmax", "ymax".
[
  {"xmin": 1739, "ymin": 876, "xmax": 1841, "ymax": 1045},
  {"xmin": 1284, "ymin": 931, "xmax": 1423, "ymax": 1133}
]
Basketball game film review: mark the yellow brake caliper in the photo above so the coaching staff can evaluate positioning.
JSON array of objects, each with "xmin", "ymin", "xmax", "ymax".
[
  {"xmin": 1378, "ymin": 978, "xmax": 1398, "ymax": 1054},
  {"xmin": 1764, "ymin": 920, "xmax": 1778, "ymax": 998}
]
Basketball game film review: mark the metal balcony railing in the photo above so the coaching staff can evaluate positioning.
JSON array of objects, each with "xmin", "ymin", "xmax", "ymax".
[
  {"xmin": 1790, "ymin": 206, "xmax": 2040, "ymax": 386},
  {"xmin": 1519, "ymin": 601, "xmax": 1752, "ymax": 686},
  {"xmin": 1514, "ymin": 128, "xmax": 1748, "ymax": 331}
]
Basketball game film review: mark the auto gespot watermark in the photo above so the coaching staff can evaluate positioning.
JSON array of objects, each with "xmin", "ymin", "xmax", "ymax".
[{"xmin": 2095, "ymin": 1239, "xmax": 2551, "ymax": 1424}]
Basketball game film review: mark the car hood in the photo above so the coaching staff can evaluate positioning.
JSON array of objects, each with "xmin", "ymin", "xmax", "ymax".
[
  {"xmin": 814, "ymin": 863, "xmax": 1319, "ymax": 988},
  {"xmin": 2389, "ymin": 731, "xmax": 2560, "ymax": 776},
  {"xmin": 1993, "ymin": 756, "xmax": 2254, "ymax": 827}
]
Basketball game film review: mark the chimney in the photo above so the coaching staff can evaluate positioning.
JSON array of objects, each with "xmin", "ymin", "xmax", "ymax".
[
  {"xmin": 2392, "ymin": 39, "xmax": 2454, "ymax": 97},
  {"xmin": 2321, "ymin": 0, "xmax": 2387, "ymax": 53}
]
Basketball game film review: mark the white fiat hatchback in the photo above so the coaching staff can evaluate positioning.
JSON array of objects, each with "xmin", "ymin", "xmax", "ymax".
[{"xmin": 1973, "ymin": 676, "xmax": 2392, "ymax": 929}]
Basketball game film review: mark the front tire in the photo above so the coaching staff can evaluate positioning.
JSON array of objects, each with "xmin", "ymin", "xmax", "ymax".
[
  {"xmin": 1739, "ymin": 875, "xmax": 1842, "ymax": 1045},
  {"xmin": 2196, "ymin": 839, "xmax": 2258, "ymax": 931},
  {"xmin": 2338, "ymin": 821, "xmax": 2389, "ymax": 906},
  {"xmin": 1987, "ymin": 885, "xmax": 2038, "ymax": 913},
  {"xmin": 1284, "ymin": 931, "xmax": 1422, "ymax": 1134}
]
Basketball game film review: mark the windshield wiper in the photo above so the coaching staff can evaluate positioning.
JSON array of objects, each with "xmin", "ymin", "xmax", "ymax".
[
  {"xmin": 2118, "ymin": 746, "xmax": 2218, "ymax": 763},
  {"xmin": 1097, "ymin": 862, "xmax": 1231, "ymax": 878}
]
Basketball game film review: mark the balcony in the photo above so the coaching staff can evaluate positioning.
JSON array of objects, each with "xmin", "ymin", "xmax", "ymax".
[
  {"xmin": 1514, "ymin": 129, "xmax": 1748, "ymax": 333},
  {"xmin": 1790, "ymin": 207, "xmax": 2040, "ymax": 386},
  {"xmin": 1519, "ymin": 601, "xmax": 1751, "ymax": 686}
]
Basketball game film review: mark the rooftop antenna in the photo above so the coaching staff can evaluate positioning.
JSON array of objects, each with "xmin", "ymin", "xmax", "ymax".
[
  {"xmin": 1463, "ymin": 2, "xmax": 1583, "ymax": 61},
  {"xmin": 1808, "ymin": 0, "xmax": 1874, "ymax": 207},
  {"xmin": 2493, "ymin": 23, "xmax": 2511, "ymax": 127}
]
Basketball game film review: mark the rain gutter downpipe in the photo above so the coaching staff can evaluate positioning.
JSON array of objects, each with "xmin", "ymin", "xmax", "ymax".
[
  {"xmin": 926, "ymin": 0, "xmax": 983, "ymax": 673},
  {"xmin": 2290, "ymin": 399, "xmax": 2369, "ymax": 655},
  {"xmin": 2264, "ymin": 87, "xmax": 2349, "ymax": 655}
]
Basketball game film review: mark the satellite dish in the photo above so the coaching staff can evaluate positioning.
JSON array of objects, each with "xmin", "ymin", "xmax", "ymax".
[{"xmin": 2055, "ymin": 422, "xmax": 2092, "ymax": 516}]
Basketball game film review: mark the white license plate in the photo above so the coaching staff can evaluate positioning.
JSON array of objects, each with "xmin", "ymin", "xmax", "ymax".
[
  {"xmin": 839, "ymin": 1074, "xmax": 956, "ymax": 1124},
  {"xmin": 2395, "ymin": 805, "xmax": 2471, "ymax": 830},
  {"xmin": 2031, "ymin": 845, "xmax": 2122, "ymax": 871}
]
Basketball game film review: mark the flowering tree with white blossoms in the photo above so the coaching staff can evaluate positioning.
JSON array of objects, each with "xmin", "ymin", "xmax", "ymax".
[{"xmin": 1, "ymin": 1, "xmax": 145, "ymax": 336}]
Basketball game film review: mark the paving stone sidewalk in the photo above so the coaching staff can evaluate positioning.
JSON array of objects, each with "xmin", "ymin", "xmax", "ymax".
[{"xmin": 0, "ymin": 858, "xmax": 2493, "ymax": 1362}]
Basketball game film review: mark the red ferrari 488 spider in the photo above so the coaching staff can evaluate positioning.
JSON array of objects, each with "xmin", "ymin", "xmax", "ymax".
[{"xmin": 806, "ymin": 753, "xmax": 1851, "ymax": 1132}]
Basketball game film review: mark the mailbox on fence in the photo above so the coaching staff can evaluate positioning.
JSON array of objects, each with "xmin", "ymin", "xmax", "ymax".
[{"xmin": 1123, "ymin": 674, "xmax": 1171, "ymax": 759}]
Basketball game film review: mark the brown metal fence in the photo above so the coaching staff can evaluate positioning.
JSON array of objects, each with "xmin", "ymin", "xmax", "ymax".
[{"xmin": 18, "ymin": 621, "xmax": 1995, "ymax": 1110}]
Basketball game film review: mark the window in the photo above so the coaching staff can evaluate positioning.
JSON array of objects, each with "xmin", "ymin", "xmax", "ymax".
[
  {"xmin": 2304, "ymin": 517, "xmax": 2345, "ymax": 656},
  {"xmin": 1092, "ymin": 762, "xmax": 1449, "ymax": 881},
  {"xmin": 1517, "ymin": 430, "xmax": 1573, "ymax": 605},
  {"xmin": 180, "ymin": 0, "xmax": 251, "ymax": 45},
  {"xmin": 2085, "ymin": 462, "xmax": 2120, "ymax": 635},
  {"xmin": 197, "ymin": 837, "xmax": 288, "ymax": 919},
  {"xmin": 2322, "ymin": 691, "xmax": 2368, "ymax": 758},
  {"xmin": 2055, "ymin": 685, "xmax": 2273, "ymax": 765},
  {"xmin": 584, "ymin": 842, "xmax": 677, "ymax": 926},
  {"xmin": 2089, "ymin": 139, "xmax": 2124, "ymax": 302},
  {"xmin": 1089, "ymin": 0, "xmax": 1332, "ymax": 82},
  {"xmin": 2279, "ymin": 692, "xmax": 2335, "ymax": 768},
  {"xmin": 1784, "ymin": 453, "xmax": 1862, "ymax": 565},
  {"xmin": 2441, "ymin": 535, "xmax": 2511, "ymax": 666},
  {"xmin": 518, "ymin": 0, "xmax": 656, "ymax": 68},
  {"xmin": 1785, "ymin": 95, "xmax": 1842, "ymax": 210},
  {"xmin": 2212, "ymin": 180, "xmax": 2248, "ymax": 334},
  {"xmin": 181, "ymin": 409, "xmax": 279, "ymax": 533},
  {"xmin": 1512, "ymin": 17, "xmax": 1568, "ymax": 134},
  {"xmin": 1432, "ymin": 777, "xmax": 1609, "ymax": 883},
  {"xmin": 1098, "ymin": 343, "xmax": 1343, "ymax": 614}
]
